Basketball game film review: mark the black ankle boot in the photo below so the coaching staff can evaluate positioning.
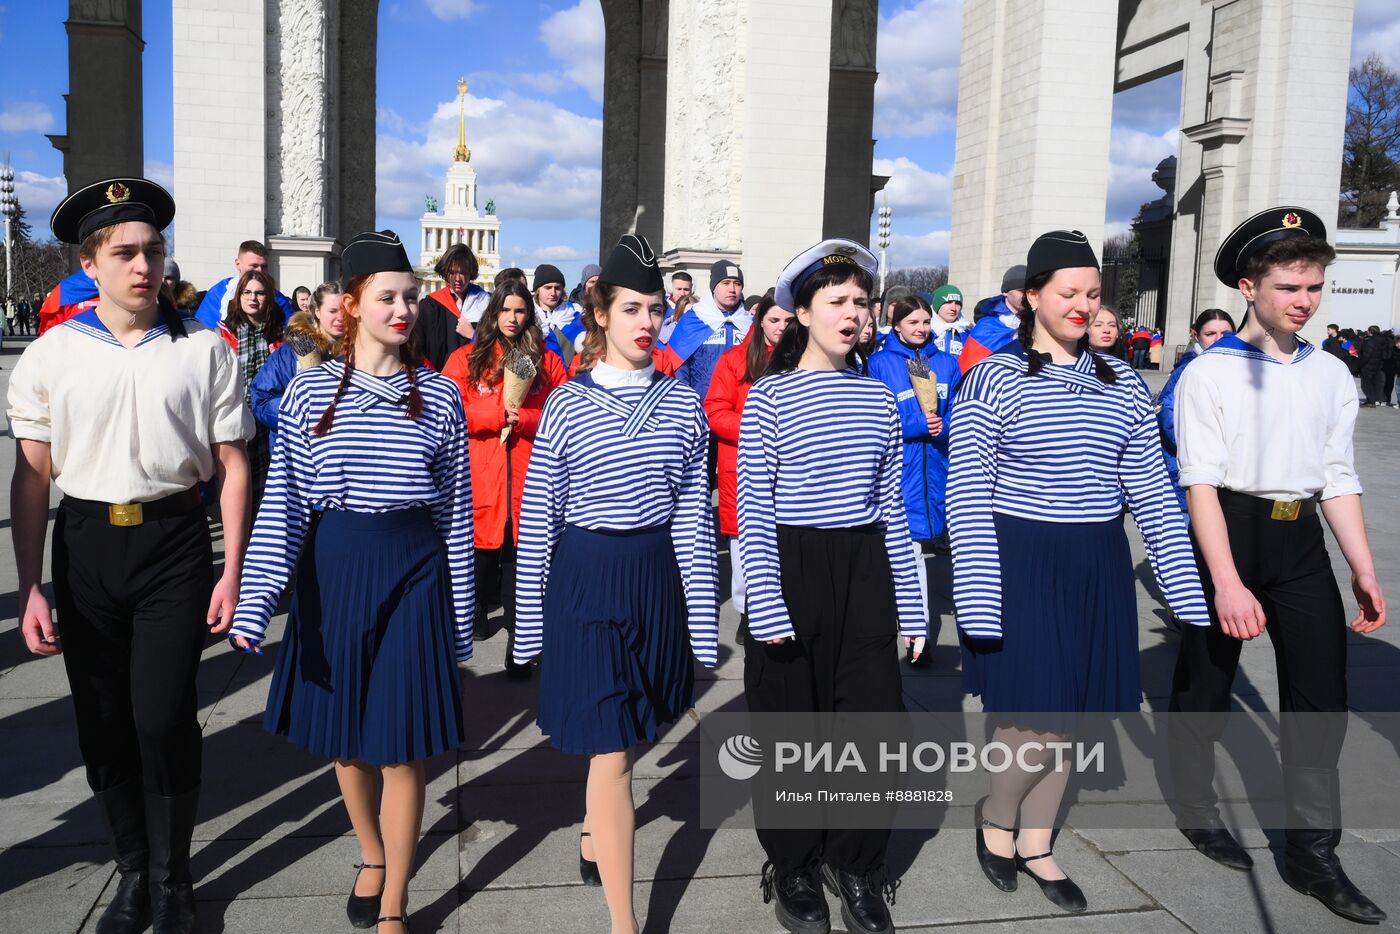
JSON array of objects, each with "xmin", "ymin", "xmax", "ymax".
[
  {"xmin": 760, "ymin": 861, "xmax": 830, "ymax": 934},
  {"xmin": 820, "ymin": 864, "xmax": 895, "ymax": 934},
  {"xmin": 93, "ymin": 780, "xmax": 150, "ymax": 934},
  {"xmin": 1283, "ymin": 766, "xmax": 1387, "ymax": 924},
  {"xmin": 146, "ymin": 787, "xmax": 200, "ymax": 934}
]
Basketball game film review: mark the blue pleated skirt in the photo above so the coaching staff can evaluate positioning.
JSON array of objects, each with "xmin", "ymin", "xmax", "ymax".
[
  {"xmin": 263, "ymin": 508, "xmax": 465, "ymax": 765},
  {"xmin": 536, "ymin": 524, "xmax": 693, "ymax": 755},
  {"xmin": 962, "ymin": 513, "xmax": 1141, "ymax": 718}
]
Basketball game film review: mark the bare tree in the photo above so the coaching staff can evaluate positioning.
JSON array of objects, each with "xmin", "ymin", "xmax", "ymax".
[
  {"xmin": 885, "ymin": 265, "xmax": 949, "ymax": 294},
  {"xmin": 1341, "ymin": 53, "xmax": 1400, "ymax": 228}
]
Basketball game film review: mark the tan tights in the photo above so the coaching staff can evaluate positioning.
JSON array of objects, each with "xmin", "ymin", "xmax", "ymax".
[
  {"xmin": 584, "ymin": 749, "xmax": 639, "ymax": 934},
  {"xmin": 335, "ymin": 759, "xmax": 426, "ymax": 934}
]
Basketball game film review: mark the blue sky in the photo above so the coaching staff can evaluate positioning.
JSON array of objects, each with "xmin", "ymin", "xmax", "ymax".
[{"xmin": 2, "ymin": 0, "xmax": 1399, "ymax": 288}]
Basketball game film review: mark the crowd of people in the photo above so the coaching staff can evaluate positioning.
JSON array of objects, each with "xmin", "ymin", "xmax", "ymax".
[{"xmin": 6, "ymin": 177, "xmax": 1392, "ymax": 934}]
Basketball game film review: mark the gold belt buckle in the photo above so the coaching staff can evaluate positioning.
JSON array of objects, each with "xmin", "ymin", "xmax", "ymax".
[
  {"xmin": 108, "ymin": 503, "xmax": 144, "ymax": 527},
  {"xmin": 1270, "ymin": 500, "xmax": 1301, "ymax": 522}
]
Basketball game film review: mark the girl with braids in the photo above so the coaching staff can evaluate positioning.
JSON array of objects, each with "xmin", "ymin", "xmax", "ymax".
[
  {"xmin": 515, "ymin": 234, "xmax": 717, "ymax": 934},
  {"xmin": 946, "ymin": 230, "xmax": 1207, "ymax": 914},
  {"xmin": 249, "ymin": 280, "xmax": 345, "ymax": 448},
  {"xmin": 441, "ymin": 280, "xmax": 567, "ymax": 679},
  {"xmin": 230, "ymin": 231, "xmax": 474, "ymax": 934},
  {"xmin": 703, "ymin": 289, "xmax": 793, "ymax": 622},
  {"xmin": 222, "ymin": 268, "xmax": 287, "ymax": 502}
]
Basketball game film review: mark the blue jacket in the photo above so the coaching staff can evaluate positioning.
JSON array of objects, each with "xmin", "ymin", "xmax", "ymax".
[
  {"xmin": 866, "ymin": 336, "xmax": 963, "ymax": 540},
  {"xmin": 1154, "ymin": 348, "xmax": 1197, "ymax": 512},
  {"xmin": 248, "ymin": 342, "xmax": 300, "ymax": 447}
]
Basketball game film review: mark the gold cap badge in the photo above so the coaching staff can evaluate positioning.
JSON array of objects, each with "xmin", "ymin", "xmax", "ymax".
[
  {"xmin": 105, "ymin": 182, "xmax": 131, "ymax": 204},
  {"xmin": 1282, "ymin": 211, "xmax": 1302, "ymax": 229}
]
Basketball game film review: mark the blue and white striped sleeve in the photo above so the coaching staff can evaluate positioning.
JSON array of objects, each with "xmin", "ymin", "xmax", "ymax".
[
  {"xmin": 737, "ymin": 383, "xmax": 794, "ymax": 641},
  {"xmin": 430, "ymin": 389, "xmax": 476, "ymax": 661},
  {"xmin": 672, "ymin": 398, "xmax": 720, "ymax": 666},
  {"xmin": 1118, "ymin": 376, "xmax": 1210, "ymax": 627},
  {"xmin": 945, "ymin": 362, "xmax": 1007, "ymax": 639},
  {"xmin": 877, "ymin": 392, "xmax": 928, "ymax": 638},
  {"xmin": 231, "ymin": 383, "xmax": 315, "ymax": 645},
  {"xmin": 512, "ymin": 391, "xmax": 570, "ymax": 663}
]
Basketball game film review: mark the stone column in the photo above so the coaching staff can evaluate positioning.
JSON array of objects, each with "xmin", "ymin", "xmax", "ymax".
[
  {"xmin": 949, "ymin": 0, "xmax": 1120, "ymax": 302},
  {"xmin": 50, "ymin": 1, "xmax": 144, "ymax": 194},
  {"xmin": 823, "ymin": 0, "xmax": 878, "ymax": 242}
]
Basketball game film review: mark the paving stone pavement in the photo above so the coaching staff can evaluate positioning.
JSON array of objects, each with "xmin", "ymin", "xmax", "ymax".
[{"xmin": 1, "ymin": 339, "xmax": 1398, "ymax": 933}]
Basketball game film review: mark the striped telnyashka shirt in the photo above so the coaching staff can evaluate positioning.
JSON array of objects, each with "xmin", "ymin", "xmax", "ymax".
[
  {"xmin": 230, "ymin": 361, "xmax": 476, "ymax": 661},
  {"xmin": 512, "ymin": 376, "xmax": 719, "ymax": 666},
  {"xmin": 946, "ymin": 350, "xmax": 1208, "ymax": 640},
  {"xmin": 737, "ymin": 367, "xmax": 927, "ymax": 641}
]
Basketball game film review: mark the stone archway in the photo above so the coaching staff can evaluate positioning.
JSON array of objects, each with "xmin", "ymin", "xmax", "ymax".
[
  {"xmin": 948, "ymin": 0, "xmax": 1355, "ymax": 346},
  {"xmin": 165, "ymin": 0, "xmax": 881, "ymax": 294}
]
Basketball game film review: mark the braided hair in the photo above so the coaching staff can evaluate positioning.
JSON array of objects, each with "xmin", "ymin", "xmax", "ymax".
[
  {"xmin": 1018, "ymin": 270, "xmax": 1117, "ymax": 384},
  {"xmin": 313, "ymin": 274, "xmax": 424, "ymax": 436}
]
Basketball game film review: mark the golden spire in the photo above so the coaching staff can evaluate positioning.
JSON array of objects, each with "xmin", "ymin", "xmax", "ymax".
[{"xmin": 454, "ymin": 79, "xmax": 471, "ymax": 163}]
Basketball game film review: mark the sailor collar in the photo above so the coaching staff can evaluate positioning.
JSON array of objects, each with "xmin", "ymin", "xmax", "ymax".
[
  {"xmin": 1026, "ymin": 347, "xmax": 1109, "ymax": 394},
  {"xmin": 572, "ymin": 368, "xmax": 679, "ymax": 439},
  {"xmin": 323, "ymin": 360, "xmax": 416, "ymax": 411},
  {"xmin": 65, "ymin": 307, "xmax": 172, "ymax": 349},
  {"xmin": 1204, "ymin": 332, "xmax": 1315, "ymax": 365}
]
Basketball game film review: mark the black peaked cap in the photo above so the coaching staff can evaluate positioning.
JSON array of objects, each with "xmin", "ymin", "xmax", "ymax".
[
  {"xmin": 1213, "ymin": 206, "xmax": 1327, "ymax": 288},
  {"xmin": 51, "ymin": 177, "xmax": 175, "ymax": 245}
]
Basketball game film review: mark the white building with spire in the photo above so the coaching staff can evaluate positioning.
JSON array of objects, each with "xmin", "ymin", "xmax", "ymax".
[{"xmin": 418, "ymin": 79, "xmax": 503, "ymax": 291}]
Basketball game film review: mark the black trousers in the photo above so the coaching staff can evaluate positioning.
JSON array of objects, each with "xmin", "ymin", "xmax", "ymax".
[
  {"xmin": 1360, "ymin": 366, "xmax": 1385, "ymax": 405},
  {"xmin": 743, "ymin": 524, "xmax": 904, "ymax": 874},
  {"xmin": 1168, "ymin": 496, "xmax": 1347, "ymax": 825},
  {"xmin": 474, "ymin": 537, "xmax": 518, "ymax": 640},
  {"xmin": 53, "ymin": 500, "xmax": 213, "ymax": 795}
]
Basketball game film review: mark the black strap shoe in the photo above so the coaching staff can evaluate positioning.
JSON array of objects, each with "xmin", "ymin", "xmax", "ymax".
[
  {"xmin": 760, "ymin": 861, "xmax": 830, "ymax": 934},
  {"xmin": 347, "ymin": 862, "xmax": 385, "ymax": 928},
  {"xmin": 1016, "ymin": 851, "xmax": 1087, "ymax": 913},
  {"xmin": 975, "ymin": 796, "xmax": 1018, "ymax": 892},
  {"xmin": 820, "ymin": 864, "xmax": 894, "ymax": 934},
  {"xmin": 93, "ymin": 780, "xmax": 150, "ymax": 934},
  {"xmin": 1284, "ymin": 830, "xmax": 1387, "ymax": 924},
  {"xmin": 579, "ymin": 831, "xmax": 602, "ymax": 887},
  {"xmin": 1180, "ymin": 825, "xmax": 1253, "ymax": 871}
]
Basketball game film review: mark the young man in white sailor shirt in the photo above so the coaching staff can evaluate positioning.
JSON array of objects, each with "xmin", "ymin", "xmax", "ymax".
[
  {"xmin": 1168, "ymin": 206, "xmax": 1387, "ymax": 925},
  {"xmin": 8, "ymin": 178, "xmax": 254, "ymax": 934}
]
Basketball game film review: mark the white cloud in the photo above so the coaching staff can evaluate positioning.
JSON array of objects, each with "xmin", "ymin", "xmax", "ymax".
[
  {"xmin": 9, "ymin": 170, "xmax": 66, "ymax": 233},
  {"xmin": 540, "ymin": 0, "xmax": 605, "ymax": 104},
  {"xmin": 144, "ymin": 159, "xmax": 174, "ymax": 192},
  {"xmin": 874, "ymin": 0, "xmax": 963, "ymax": 139},
  {"xmin": 424, "ymin": 0, "xmax": 477, "ymax": 21},
  {"xmin": 0, "ymin": 102, "xmax": 55, "ymax": 134},
  {"xmin": 881, "ymin": 229, "xmax": 952, "ymax": 269},
  {"xmin": 874, "ymin": 156, "xmax": 951, "ymax": 219},
  {"xmin": 514, "ymin": 244, "xmax": 592, "ymax": 264},
  {"xmin": 1106, "ymin": 126, "xmax": 1177, "ymax": 226},
  {"xmin": 1353, "ymin": 0, "xmax": 1400, "ymax": 69},
  {"xmin": 375, "ymin": 91, "xmax": 602, "ymax": 235}
]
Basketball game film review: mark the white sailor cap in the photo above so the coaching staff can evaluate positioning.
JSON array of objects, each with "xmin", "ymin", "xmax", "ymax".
[{"xmin": 774, "ymin": 238, "xmax": 878, "ymax": 312}]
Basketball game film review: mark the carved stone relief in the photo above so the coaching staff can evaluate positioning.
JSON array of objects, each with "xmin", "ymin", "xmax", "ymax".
[
  {"xmin": 832, "ymin": 0, "xmax": 877, "ymax": 69},
  {"xmin": 272, "ymin": 0, "xmax": 328, "ymax": 237}
]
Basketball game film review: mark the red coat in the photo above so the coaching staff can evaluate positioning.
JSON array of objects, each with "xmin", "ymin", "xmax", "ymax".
[
  {"xmin": 442, "ymin": 344, "xmax": 568, "ymax": 550},
  {"xmin": 703, "ymin": 338, "xmax": 761, "ymax": 537}
]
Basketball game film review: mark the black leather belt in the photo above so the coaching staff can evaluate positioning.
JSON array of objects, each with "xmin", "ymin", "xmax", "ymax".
[
  {"xmin": 62, "ymin": 488, "xmax": 203, "ymax": 527},
  {"xmin": 1217, "ymin": 488, "xmax": 1318, "ymax": 522}
]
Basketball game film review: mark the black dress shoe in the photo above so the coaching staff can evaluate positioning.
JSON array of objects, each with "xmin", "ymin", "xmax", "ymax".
[
  {"xmin": 760, "ymin": 863, "xmax": 830, "ymax": 934},
  {"xmin": 1180, "ymin": 825, "xmax": 1253, "ymax": 871},
  {"xmin": 975, "ymin": 796, "xmax": 1018, "ymax": 892},
  {"xmin": 1284, "ymin": 831, "xmax": 1388, "ymax": 924},
  {"xmin": 1016, "ymin": 851, "xmax": 1087, "ymax": 913},
  {"xmin": 820, "ymin": 864, "xmax": 894, "ymax": 934},
  {"xmin": 505, "ymin": 629, "xmax": 533, "ymax": 680},
  {"xmin": 347, "ymin": 862, "xmax": 385, "ymax": 928},
  {"xmin": 579, "ymin": 831, "xmax": 601, "ymax": 887}
]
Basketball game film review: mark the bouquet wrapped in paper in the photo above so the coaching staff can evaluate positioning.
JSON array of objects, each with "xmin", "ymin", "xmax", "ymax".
[
  {"xmin": 499, "ymin": 348, "xmax": 538, "ymax": 444},
  {"xmin": 905, "ymin": 353, "xmax": 941, "ymax": 415}
]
